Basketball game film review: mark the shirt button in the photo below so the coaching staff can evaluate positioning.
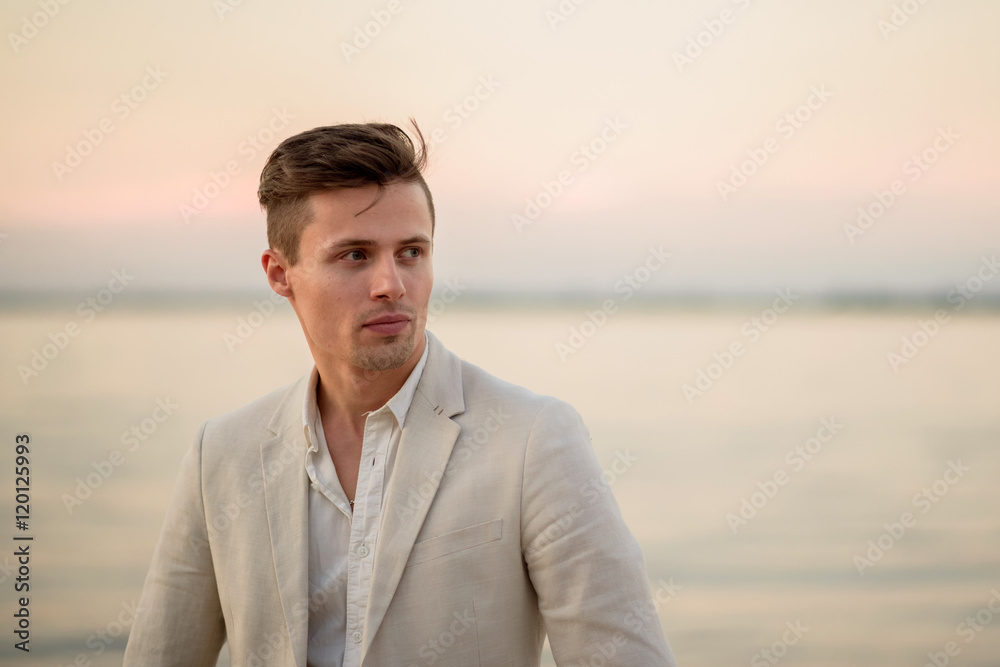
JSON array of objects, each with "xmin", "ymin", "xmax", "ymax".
[
  {"xmin": 357, "ymin": 545, "xmax": 369, "ymax": 558},
  {"xmin": 352, "ymin": 630, "xmax": 362, "ymax": 643}
]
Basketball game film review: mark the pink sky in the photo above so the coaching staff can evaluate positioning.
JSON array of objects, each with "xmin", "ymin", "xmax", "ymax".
[{"xmin": 1, "ymin": 0, "xmax": 998, "ymax": 293}]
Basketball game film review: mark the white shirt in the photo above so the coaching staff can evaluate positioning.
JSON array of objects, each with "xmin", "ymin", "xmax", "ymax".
[{"xmin": 302, "ymin": 335, "xmax": 430, "ymax": 667}]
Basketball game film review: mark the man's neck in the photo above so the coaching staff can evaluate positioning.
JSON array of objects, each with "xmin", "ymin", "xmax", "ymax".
[{"xmin": 314, "ymin": 331, "xmax": 425, "ymax": 436}]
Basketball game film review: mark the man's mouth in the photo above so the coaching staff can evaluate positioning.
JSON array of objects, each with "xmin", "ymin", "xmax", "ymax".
[{"xmin": 362, "ymin": 314, "xmax": 411, "ymax": 335}]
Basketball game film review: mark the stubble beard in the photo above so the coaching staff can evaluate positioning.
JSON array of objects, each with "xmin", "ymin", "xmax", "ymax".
[{"xmin": 350, "ymin": 327, "xmax": 416, "ymax": 372}]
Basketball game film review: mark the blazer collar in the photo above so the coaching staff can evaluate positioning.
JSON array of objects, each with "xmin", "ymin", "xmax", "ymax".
[
  {"xmin": 260, "ymin": 329, "xmax": 465, "ymax": 666},
  {"xmin": 264, "ymin": 329, "xmax": 463, "ymax": 438}
]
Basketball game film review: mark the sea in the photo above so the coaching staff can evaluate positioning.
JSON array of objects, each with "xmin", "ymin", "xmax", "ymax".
[{"xmin": 1, "ymin": 295, "xmax": 998, "ymax": 666}]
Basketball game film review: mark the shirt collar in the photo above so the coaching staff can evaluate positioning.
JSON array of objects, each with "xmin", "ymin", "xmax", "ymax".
[{"xmin": 302, "ymin": 333, "xmax": 430, "ymax": 450}]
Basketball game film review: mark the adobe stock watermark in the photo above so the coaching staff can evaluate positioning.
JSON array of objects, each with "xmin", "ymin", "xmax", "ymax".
[
  {"xmin": 726, "ymin": 417, "xmax": 844, "ymax": 534},
  {"xmin": 946, "ymin": 255, "xmax": 1000, "ymax": 311},
  {"xmin": 555, "ymin": 245, "xmax": 670, "ymax": 362},
  {"xmin": 622, "ymin": 577, "xmax": 682, "ymax": 639},
  {"xmin": 544, "ymin": 0, "xmax": 591, "ymax": 31},
  {"xmin": 843, "ymin": 126, "xmax": 958, "ymax": 244},
  {"xmin": 921, "ymin": 588, "xmax": 1000, "ymax": 667},
  {"xmin": 51, "ymin": 66, "xmax": 168, "ymax": 182},
  {"xmin": 887, "ymin": 309, "xmax": 950, "ymax": 372},
  {"xmin": 575, "ymin": 631, "xmax": 631, "ymax": 667},
  {"xmin": 443, "ymin": 406, "xmax": 510, "ymax": 477},
  {"xmin": 527, "ymin": 447, "xmax": 639, "ymax": 559},
  {"xmin": 306, "ymin": 569, "xmax": 344, "ymax": 621},
  {"xmin": 180, "ymin": 107, "xmax": 295, "ymax": 223},
  {"xmin": 887, "ymin": 254, "xmax": 999, "ymax": 371},
  {"xmin": 54, "ymin": 600, "xmax": 141, "ymax": 667},
  {"xmin": 853, "ymin": 459, "xmax": 969, "ymax": 575},
  {"xmin": 582, "ymin": 448, "xmax": 638, "ymax": 503},
  {"xmin": 672, "ymin": 0, "xmax": 756, "ymax": 72},
  {"xmin": 8, "ymin": 0, "xmax": 73, "ymax": 54},
  {"xmin": 213, "ymin": 0, "xmax": 249, "ymax": 21},
  {"xmin": 189, "ymin": 439, "xmax": 305, "ymax": 556},
  {"xmin": 17, "ymin": 269, "xmax": 134, "ymax": 386},
  {"xmin": 426, "ymin": 278, "xmax": 467, "ymax": 324},
  {"xmin": 393, "ymin": 468, "xmax": 446, "ymax": 523},
  {"xmin": 717, "ymin": 85, "xmax": 832, "ymax": 202},
  {"xmin": 395, "ymin": 406, "xmax": 510, "ymax": 520},
  {"xmin": 512, "ymin": 116, "xmax": 627, "ymax": 233},
  {"xmin": 224, "ymin": 291, "xmax": 287, "ymax": 352},
  {"xmin": 340, "ymin": 0, "xmax": 408, "ymax": 63},
  {"xmin": 682, "ymin": 289, "xmax": 799, "ymax": 403},
  {"xmin": 279, "ymin": 571, "xmax": 353, "ymax": 664},
  {"xmin": 750, "ymin": 620, "xmax": 809, "ymax": 667},
  {"xmin": 244, "ymin": 631, "xmax": 287, "ymax": 667},
  {"xmin": 410, "ymin": 608, "xmax": 476, "ymax": 666},
  {"xmin": 0, "ymin": 556, "xmax": 20, "ymax": 585},
  {"xmin": 61, "ymin": 398, "xmax": 179, "ymax": 513},
  {"xmin": 877, "ymin": 0, "xmax": 933, "ymax": 40},
  {"xmin": 424, "ymin": 76, "xmax": 500, "ymax": 156}
]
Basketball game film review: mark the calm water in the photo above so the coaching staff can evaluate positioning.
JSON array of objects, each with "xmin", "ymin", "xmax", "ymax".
[{"xmin": 1, "ymin": 301, "xmax": 998, "ymax": 666}]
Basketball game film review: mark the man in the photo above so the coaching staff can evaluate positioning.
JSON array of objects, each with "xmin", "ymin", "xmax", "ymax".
[{"xmin": 124, "ymin": 121, "xmax": 677, "ymax": 666}]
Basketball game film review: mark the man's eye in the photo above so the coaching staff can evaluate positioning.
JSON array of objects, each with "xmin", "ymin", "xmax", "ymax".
[
  {"xmin": 402, "ymin": 247, "xmax": 421, "ymax": 258},
  {"xmin": 344, "ymin": 250, "xmax": 366, "ymax": 261}
]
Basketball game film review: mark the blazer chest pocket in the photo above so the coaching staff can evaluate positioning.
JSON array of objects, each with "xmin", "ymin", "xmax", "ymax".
[{"xmin": 407, "ymin": 518, "xmax": 503, "ymax": 567}]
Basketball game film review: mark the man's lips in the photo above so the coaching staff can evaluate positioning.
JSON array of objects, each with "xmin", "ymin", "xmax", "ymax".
[
  {"xmin": 363, "ymin": 314, "xmax": 411, "ymax": 327},
  {"xmin": 362, "ymin": 315, "xmax": 411, "ymax": 335}
]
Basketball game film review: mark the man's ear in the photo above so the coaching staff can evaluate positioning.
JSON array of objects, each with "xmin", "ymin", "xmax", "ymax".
[{"xmin": 261, "ymin": 248, "xmax": 294, "ymax": 298}]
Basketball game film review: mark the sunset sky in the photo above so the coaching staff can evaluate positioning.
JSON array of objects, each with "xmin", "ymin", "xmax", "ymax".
[{"xmin": 1, "ymin": 0, "xmax": 998, "ymax": 295}]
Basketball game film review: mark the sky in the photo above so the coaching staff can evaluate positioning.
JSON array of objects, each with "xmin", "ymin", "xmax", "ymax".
[{"xmin": 1, "ymin": 0, "xmax": 998, "ymax": 296}]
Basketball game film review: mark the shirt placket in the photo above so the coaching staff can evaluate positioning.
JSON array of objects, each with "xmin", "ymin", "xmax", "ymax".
[{"xmin": 343, "ymin": 408, "xmax": 390, "ymax": 665}]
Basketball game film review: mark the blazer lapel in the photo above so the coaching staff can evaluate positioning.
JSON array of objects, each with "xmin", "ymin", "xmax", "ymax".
[
  {"xmin": 361, "ymin": 330, "xmax": 465, "ymax": 660},
  {"xmin": 261, "ymin": 373, "xmax": 312, "ymax": 667}
]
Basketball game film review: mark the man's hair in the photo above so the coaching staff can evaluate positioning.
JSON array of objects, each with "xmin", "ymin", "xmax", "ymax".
[{"xmin": 258, "ymin": 119, "xmax": 434, "ymax": 265}]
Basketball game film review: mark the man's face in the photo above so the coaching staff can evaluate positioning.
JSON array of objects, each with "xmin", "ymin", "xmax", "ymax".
[{"xmin": 279, "ymin": 181, "xmax": 434, "ymax": 373}]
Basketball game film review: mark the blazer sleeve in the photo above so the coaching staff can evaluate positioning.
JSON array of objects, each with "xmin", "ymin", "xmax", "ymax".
[
  {"xmin": 123, "ymin": 421, "xmax": 226, "ymax": 667},
  {"xmin": 521, "ymin": 399, "xmax": 678, "ymax": 666}
]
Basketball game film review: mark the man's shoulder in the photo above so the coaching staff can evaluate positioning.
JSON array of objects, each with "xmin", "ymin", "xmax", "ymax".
[
  {"xmin": 454, "ymin": 354, "xmax": 579, "ymax": 424},
  {"xmin": 450, "ymin": 354, "xmax": 596, "ymax": 478},
  {"xmin": 200, "ymin": 371, "xmax": 308, "ymax": 443}
]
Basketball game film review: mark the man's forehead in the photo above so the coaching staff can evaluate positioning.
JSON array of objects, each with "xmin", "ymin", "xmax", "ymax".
[{"xmin": 299, "ymin": 185, "xmax": 432, "ymax": 254}]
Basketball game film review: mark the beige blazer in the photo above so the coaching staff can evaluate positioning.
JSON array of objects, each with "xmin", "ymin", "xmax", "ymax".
[{"xmin": 124, "ymin": 330, "xmax": 676, "ymax": 666}]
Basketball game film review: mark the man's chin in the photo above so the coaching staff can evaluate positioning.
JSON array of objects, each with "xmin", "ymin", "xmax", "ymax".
[{"xmin": 351, "ymin": 332, "xmax": 415, "ymax": 372}]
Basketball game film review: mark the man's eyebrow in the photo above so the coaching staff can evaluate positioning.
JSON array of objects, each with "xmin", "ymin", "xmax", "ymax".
[
  {"xmin": 322, "ymin": 235, "xmax": 432, "ymax": 252},
  {"xmin": 398, "ymin": 235, "xmax": 432, "ymax": 246}
]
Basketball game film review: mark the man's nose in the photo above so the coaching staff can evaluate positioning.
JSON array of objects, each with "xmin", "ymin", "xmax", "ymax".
[{"xmin": 371, "ymin": 255, "xmax": 405, "ymax": 300}]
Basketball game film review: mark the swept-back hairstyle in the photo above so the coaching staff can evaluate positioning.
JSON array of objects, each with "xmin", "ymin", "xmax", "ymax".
[{"xmin": 258, "ymin": 119, "xmax": 433, "ymax": 265}]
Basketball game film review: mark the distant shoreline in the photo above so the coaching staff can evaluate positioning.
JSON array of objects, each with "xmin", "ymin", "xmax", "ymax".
[{"xmin": 2, "ymin": 290, "xmax": 999, "ymax": 313}]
